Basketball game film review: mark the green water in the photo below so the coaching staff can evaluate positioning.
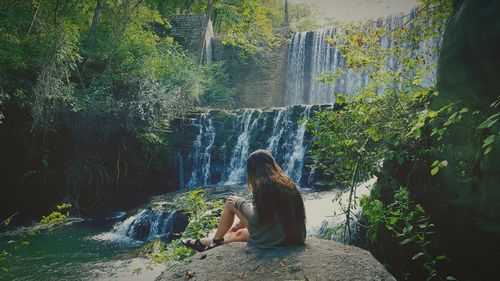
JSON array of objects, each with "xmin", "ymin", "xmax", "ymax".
[
  {"xmin": 0, "ymin": 220, "xmax": 163, "ymax": 281},
  {"xmin": 0, "ymin": 185, "xmax": 360, "ymax": 281},
  {"xmin": 0, "ymin": 187, "xmax": 244, "ymax": 281}
]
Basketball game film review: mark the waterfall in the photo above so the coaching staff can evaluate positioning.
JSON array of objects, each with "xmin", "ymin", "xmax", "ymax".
[
  {"xmin": 180, "ymin": 105, "xmax": 321, "ymax": 188},
  {"xmin": 223, "ymin": 109, "xmax": 256, "ymax": 185},
  {"xmin": 284, "ymin": 10, "xmax": 441, "ymax": 105},
  {"xmin": 310, "ymin": 28, "xmax": 340, "ymax": 104},
  {"xmin": 93, "ymin": 209, "xmax": 189, "ymax": 242},
  {"xmin": 282, "ymin": 105, "xmax": 312, "ymax": 183},
  {"xmin": 266, "ymin": 108, "xmax": 290, "ymax": 156},
  {"xmin": 187, "ymin": 113, "xmax": 216, "ymax": 188},
  {"xmin": 285, "ymin": 32, "xmax": 308, "ymax": 105}
]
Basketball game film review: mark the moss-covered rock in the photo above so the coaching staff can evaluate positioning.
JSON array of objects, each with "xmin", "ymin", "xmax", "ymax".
[{"xmin": 434, "ymin": 0, "xmax": 500, "ymax": 235}]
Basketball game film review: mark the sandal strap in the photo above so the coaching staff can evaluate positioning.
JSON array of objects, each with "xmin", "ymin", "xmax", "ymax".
[
  {"xmin": 182, "ymin": 238, "xmax": 208, "ymax": 252},
  {"xmin": 212, "ymin": 238, "xmax": 224, "ymax": 244},
  {"xmin": 205, "ymin": 238, "xmax": 224, "ymax": 251}
]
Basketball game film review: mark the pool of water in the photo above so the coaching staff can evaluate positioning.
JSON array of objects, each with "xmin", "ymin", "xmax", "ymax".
[
  {"xmin": 0, "ymin": 218, "xmax": 165, "ymax": 281},
  {"xmin": 0, "ymin": 181, "xmax": 374, "ymax": 281}
]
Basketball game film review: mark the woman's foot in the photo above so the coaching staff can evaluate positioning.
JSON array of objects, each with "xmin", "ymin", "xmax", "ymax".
[{"xmin": 181, "ymin": 237, "xmax": 224, "ymax": 252}]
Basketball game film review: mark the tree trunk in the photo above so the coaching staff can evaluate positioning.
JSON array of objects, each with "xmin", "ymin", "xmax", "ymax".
[
  {"xmin": 285, "ymin": 0, "xmax": 289, "ymax": 28},
  {"xmin": 89, "ymin": 0, "xmax": 103, "ymax": 37},
  {"xmin": 199, "ymin": 0, "xmax": 213, "ymax": 65}
]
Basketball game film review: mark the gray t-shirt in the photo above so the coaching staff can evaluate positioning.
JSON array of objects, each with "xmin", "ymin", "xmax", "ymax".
[{"xmin": 233, "ymin": 196, "xmax": 306, "ymax": 251}]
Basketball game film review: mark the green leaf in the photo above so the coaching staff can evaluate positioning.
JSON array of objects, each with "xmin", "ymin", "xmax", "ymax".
[
  {"xmin": 446, "ymin": 276, "xmax": 458, "ymax": 281},
  {"xmin": 387, "ymin": 151, "xmax": 394, "ymax": 161},
  {"xmin": 477, "ymin": 113, "xmax": 500, "ymax": 129},
  {"xmin": 427, "ymin": 111, "xmax": 438, "ymax": 118},
  {"xmin": 1, "ymin": 267, "xmax": 8, "ymax": 273},
  {"xmin": 412, "ymin": 252, "xmax": 425, "ymax": 260},
  {"xmin": 435, "ymin": 255, "xmax": 446, "ymax": 261},
  {"xmin": 400, "ymin": 238, "xmax": 413, "ymax": 245},
  {"xmin": 440, "ymin": 160, "xmax": 448, "ymax": 167},
  {"xmin": 482, "ymin": 135, "xmax": 495, "ymax": 148},
  {"xmin": 388, "ymin": 217, "xmax": 398, "ymax": 225},
  {"xmin": 431, "ymin": 166, "xmax": 440, "ymax": 176},
  {"xmin": 484, "ymin": 146, "xmax": 493, "ymax": 155},
  {"xmin": 396, "ymin": 153, "xmax": 405, "ymax": 165}
]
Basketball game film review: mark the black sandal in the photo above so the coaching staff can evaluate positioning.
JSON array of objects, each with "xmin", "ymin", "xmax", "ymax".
[
  {"xmin": 206, "ymin": 238, "xmax": 224, "ymax": 251},
  {"xmin": 181, "ymin": 238, "xmax": 224, "ymax": 252}
]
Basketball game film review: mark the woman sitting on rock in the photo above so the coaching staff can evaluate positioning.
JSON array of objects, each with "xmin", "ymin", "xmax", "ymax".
[{"xmin": 182, "ymin": 149, "xmax": 306, "ymax": 252}]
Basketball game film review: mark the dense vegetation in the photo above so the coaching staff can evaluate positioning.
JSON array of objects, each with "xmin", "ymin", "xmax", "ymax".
[
  {"xmin": 0, "ymin": 0, "xmax": 326, "ymax": 219},
  {"xmin": 0, "ymin": 0, "xmax": 290, "ymax": 218},
  {"xmin": 307, "ymin": 0, "xmax": 499, "ymax": 280},
  {"xmin": 2, "ymin": 0, "xmax": 498, "ymax": 280}
]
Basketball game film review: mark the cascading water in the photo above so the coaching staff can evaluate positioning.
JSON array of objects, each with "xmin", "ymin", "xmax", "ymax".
[
  {"xmin": 223, "ymin": 110, "xmax": 256, "ymax": 185},
  {"xmin": 94, "ymin": 209, "xmax": 189, "ymax": 242},
  {"xmin": 282, "ymin": 105, "xmax": 312, "ymax": 183},
  {"xmin": 266, "ymin": 108, "xmax": 290, "ymax": 156},
  {"xmin": 187, "ymin": 113, "xmax": 216, "ymax": 188},
  {"xmin": 180, "ymin": 105, "xmax": 323, "ymax": 188},
  {"xmin": 285, "ymin": 32, "xmax": 308, "ymax": 105},
  {"xmin": 284, "ymin": 10, "xmax": 441, "ymax": 105}
]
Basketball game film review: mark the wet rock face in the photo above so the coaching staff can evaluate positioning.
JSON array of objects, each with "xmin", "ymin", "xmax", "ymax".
[
  {"xmin": 156, "ymin": 237, "xmax": 396, "ymax": 281},
  {"xmin": 435, "ymin": 0, "xmax": 500, "ymax": 235},
  {"xmin": 425, "ymin": 0, "xmax": 500, "ymax": 279},
  {"xmin": 117, "ymin": 209, "xmax": 189, "ymax": 242},
  {"xmin": 168, "ymin": 105, "xmax": 335, "ymax": 189}
]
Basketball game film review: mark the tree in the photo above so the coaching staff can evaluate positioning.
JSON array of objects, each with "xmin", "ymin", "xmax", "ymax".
[{"xmin": 0, "ymin": 0, "xmax": 232, "ymax": 213}]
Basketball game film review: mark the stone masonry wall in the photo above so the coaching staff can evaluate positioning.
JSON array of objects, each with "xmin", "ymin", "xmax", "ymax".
[
  {"xmin": 166, "ymin": 14, "xmax": 288, "ymax": 108},
  {"xmin": 167, "ymin": 14, "xmax": 212, "ymax": 62},
  {"xmin": 211, "ymin": 37, "xmax": 288, "ymax": 108}
]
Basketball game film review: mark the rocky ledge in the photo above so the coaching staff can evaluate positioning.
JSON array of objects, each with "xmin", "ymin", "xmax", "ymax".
[{"xmin": 156, "ymin": 237, "xmax": 395, "ymax": 281}]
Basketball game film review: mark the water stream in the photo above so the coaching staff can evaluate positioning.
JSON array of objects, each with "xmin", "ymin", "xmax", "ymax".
[
  {"xmin": 284, "ymin": 9, "xmax": 441, "ymax": 105},
  {"xmin": 181, "ymin": 105, "xmax": 322, "ymax": 189}
]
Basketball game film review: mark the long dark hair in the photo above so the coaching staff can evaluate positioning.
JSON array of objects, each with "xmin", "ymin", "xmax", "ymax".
[{"xmin": 247, "ymin": 149, "xmax": 306, "ymax": 244}]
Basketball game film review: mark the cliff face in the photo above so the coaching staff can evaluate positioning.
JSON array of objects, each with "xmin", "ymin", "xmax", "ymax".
[
  {"xmin": 156, "ymin": 237, "xmax": 396, "ymax": 281},
  {"xmin": 420, "ymin": 1, "xmax": 500, "ymax": 279},
  {"xmin": 434, "ymin": 0, "xmax": 500, "ymax": 234}
]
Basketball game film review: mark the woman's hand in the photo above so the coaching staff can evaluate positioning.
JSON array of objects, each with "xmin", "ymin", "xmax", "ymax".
[{"xmin": 226, "ymin": 195, "xmax": 238, "ymax": 207}]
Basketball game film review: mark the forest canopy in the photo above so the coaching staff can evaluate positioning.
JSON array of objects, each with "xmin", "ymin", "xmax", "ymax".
[{"xmin": 0, "ymin": 0, "xmax": 324, "ymax": 214}]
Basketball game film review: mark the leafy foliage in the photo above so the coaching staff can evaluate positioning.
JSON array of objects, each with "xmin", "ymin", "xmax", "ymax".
[
  {"xmin": 361, "ymin": 188, "xmax": 453, "ymax": 281},
  {"xmin": 0, "ymin": 213, "xmax": 31, "ymax": 275},
  {"xmin": 38, "ymin": 203, "xmax": 72, "ymax": 226},
  {"xmin": 476, "ymin": 97, "xmax": 500, "ymax": 155},
  {"xmin": 158, "ymin": 0, "xmax": 286, "ymax": 54},
  {"xmin": 306, "ymin": 0, "xmax": 461, "ymax": 279},
  {"xmin": 0, "ymin": 0, "xmax": 236, "ymax": 210},
  {"xmin": 148, "ymin": 189, "xmax": 223, "ymax": 264}
]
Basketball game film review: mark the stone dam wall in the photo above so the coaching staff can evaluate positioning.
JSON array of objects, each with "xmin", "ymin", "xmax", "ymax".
[{"xmin": 166, "ymin": 14, "xmax": 288, "ymax": 108}]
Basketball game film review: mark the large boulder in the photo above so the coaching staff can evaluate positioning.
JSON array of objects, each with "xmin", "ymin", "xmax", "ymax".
[
  {"xmin": 156, "ymin": 237, "xmax": 395, "ymax": 281},
  {"xmin": 434, "ymin": 0, "xmax": 500, "ymax": 234}
]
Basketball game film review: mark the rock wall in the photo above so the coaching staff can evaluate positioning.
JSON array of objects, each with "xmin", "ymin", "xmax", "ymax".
[
  {"xmin": 434, "ymin": 0, "xmax": 500, "ymax": 236},
  {"xmin": 211, "ymin": 38, "xmax": 288, "ymax": 108},
  {"xmin": 166, "ymin": 14, "xmax": 213, "ymax": 62},
  {"xmin": 166, "ymin": 105, "xmax": 333, "ymax": 189},
  {"xmin": 427, "ymin": 0, "xmax": 499, "ymax": 279}
]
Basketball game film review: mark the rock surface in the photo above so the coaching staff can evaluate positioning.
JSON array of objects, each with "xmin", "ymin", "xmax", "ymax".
[{"xmin": 156, "ymin": 237, "xmax": 395, "ymax": 281}]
